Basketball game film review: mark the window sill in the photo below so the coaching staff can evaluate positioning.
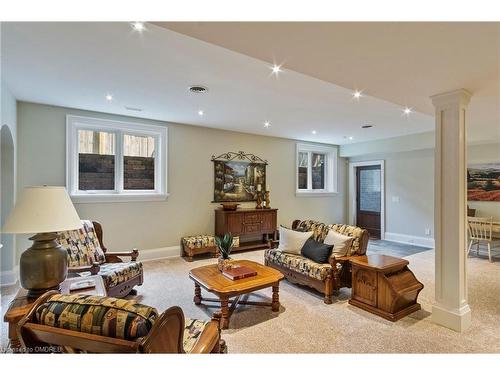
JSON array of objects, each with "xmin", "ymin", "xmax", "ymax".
[
  {"xmin": 295, "ymin": 191, "xmax": 338, "ymax": 198},
  {"xmin": 70, "ymin": 193, "xmax": 169, "ymax": 203}
]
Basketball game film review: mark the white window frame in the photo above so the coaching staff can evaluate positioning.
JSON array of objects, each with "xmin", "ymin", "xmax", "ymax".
[
  {"xmin": 295, "ymin": 143, "xmax": 338, "ymax": 197},
  {"xmin": 66, "ymin": 115, "xmax": 168, "ymax": 203}
]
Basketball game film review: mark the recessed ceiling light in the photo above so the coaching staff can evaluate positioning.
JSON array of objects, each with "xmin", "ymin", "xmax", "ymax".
[
  {"xmin": 271, "ymin": 64, "xmax": 282, "ymax": 75},
  {"xmin": 198, "ymin": 110, "xmax": 204, "ymax": 116},
  {"xmin": 349, "ymin": 136, "xmax": 354, "ymax": 140},
  {"xmin": 352, "ymin": 90, "xmax": 363, "ymax": 100},
  {"xmin": 264, "ymin": 121, "xmax": 271, "ymax": 128},
  {"xmin": 361, "ymin": 124, "xmax": 373, "ymax": 129},
  {"xmin": 131, "ymin": 22, "xmax": 145, "ymax": 32},
  {"xmin": 105, "ymin": 94, "xmax": 113, "ymax": 101},
  {"xmin": 403, "ymin": 107, "xmax": 413, "ymax": 116},
  {"xmin": 312, "ymin": 130, "xmax": 317, "ymax": 135}
]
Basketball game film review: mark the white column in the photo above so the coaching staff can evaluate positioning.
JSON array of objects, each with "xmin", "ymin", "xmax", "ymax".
[{"xmin": 431, "ymin": 89, "xmax": 472, "ymax": 332}]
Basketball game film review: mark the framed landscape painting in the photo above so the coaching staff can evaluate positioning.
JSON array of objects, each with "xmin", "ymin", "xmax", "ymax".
[
  {"xmin": 212, "ymin": 151, "xmax": 267, "ymax": 202},
  {"xmin": 467, "ymin": 163, "xmax": 500, "ymax": 201}
]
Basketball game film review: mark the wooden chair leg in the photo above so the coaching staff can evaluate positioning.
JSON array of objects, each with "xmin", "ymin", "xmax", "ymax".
[
  {"xmin": 477, "ymin": 241, "xmax": 480, "ymax": 255},
  {"xmin": 323, "ymin": 274, "xmax": 333, "ymax": 304},
  {"xmin": 467, "ymin": 240, "xmax": 473, "ymax": 256},
  {"xmin": 488, "ymin": 242, "xmax": 492, "ymax": 262}
]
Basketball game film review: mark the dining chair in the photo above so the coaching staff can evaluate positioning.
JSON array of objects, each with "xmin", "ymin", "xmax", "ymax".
[{"xmin": 467, "ymin": 216, "xmax": 499, "ymax": 262}]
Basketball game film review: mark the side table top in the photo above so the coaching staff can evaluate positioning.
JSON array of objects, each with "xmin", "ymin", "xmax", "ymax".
[
  {"xmin": 4, "ymin": 275, "xmax": 106, "ymax": 323},
  {"xmin": 189, "ymin": 260, "xmax": 284, "ymax": 295},
  {"xmin": 350, "ymin": 254, "xmax": 408, "ymax": 271}
]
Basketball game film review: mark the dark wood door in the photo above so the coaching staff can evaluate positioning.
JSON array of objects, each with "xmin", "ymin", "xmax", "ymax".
[{"xmin": 356, "ymin": 165, "xmax": 381, "ymax": 239}]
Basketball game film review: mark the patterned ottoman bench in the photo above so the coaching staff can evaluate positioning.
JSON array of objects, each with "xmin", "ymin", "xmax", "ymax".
[
  {"xmin": 182, "ymin": 235, "xmax": 240, "ymax": 262},
  {"xmin": 182, "ymin": 235, "xmax": 218, "ymax": 261}
]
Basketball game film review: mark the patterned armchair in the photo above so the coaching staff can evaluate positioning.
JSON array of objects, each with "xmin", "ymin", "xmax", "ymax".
[
  {"xmin": 265, "ymin": 219, "xmax": 369, "ymax": 304},
  {"xmin": 59, "ymin": 220, "xmax": 143, "ymax": 297},
  {"xmin": 17, "ymin": 291, "xmax": 226, "ymax": 354}
]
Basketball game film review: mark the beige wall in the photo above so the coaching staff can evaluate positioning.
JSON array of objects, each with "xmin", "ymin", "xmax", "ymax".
[
  {"xmin": 343, "ymin": 132, "xmax": 500, "ymax": 242},
  {"xmin": 349, "ymin": 148, "xmax": 435, "ymax": 241},
  {"xmin": 16, "ymin": 102, "xmax": 347, "ymax": 258},
  {"xmin": 1, "ymin": 81, "xmax": 17, "ymax": 274}
]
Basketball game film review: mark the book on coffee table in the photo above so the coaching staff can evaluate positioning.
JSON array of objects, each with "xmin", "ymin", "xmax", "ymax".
[{"xmin": 222, "ymin": 265, "xmax": 257, "ymax": 281}]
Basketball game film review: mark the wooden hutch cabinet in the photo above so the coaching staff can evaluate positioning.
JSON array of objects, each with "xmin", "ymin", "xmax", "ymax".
[{"xmin": 215, "ymin": 208, "xmax": 278, "ymax": 252}]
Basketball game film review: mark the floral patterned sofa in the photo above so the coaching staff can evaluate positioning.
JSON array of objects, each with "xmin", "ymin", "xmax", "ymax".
[
  {"xmin": 17, "ymin": 291, "xmax": 226, "ymax": 354},
  {"xmin": 58, "ymin": 220, "xmax": 143, "ymax": 298},
  {"xmin": 264, "ymin": 219, "xmax": 369, "ymax": 304}
]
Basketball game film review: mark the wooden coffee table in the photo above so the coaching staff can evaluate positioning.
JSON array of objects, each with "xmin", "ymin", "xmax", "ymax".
[
  {"xmin": 189, "ymin": 260, "xmax": 284, "ymax": 329},
  {"xmin": 3, "ymin": 275, "xmax": 106, "ymax": 351}
]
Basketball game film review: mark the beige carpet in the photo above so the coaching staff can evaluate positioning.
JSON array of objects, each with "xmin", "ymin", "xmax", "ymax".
[{"xmin": 2, "ymin": 249, "xmax": 499, "ymax": 353}]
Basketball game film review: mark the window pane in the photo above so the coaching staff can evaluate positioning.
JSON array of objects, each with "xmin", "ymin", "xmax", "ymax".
[
  {"xmin": 359, "ymin": 168, "xmax": 381, "ymax": 212},
  {"xmin": 78, "ymin": 130, "xmax": 115, "ymax": 190},
  {"xmin": 123, "ymin": 134, "xmax": 155, "ymax": 190},
  {"xmin": 311, "ymin": 153, "xmax": 325, "ymax": 190},
  {"xmin": 298, "ymin": 152, "xmax": 308, "ymax": 189}
]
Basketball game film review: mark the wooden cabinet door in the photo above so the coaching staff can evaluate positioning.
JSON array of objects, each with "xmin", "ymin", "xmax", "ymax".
[
  {"xmin": 261, "ymin": 211, "xmax": 276, "ymax": 232},
  {"xmin": 352, "ymin": 267, "xmax": 377, "ymax": 307},
  {"xmin": 226, "ymin": 213, "xmax": 244, "ymax": 235}
]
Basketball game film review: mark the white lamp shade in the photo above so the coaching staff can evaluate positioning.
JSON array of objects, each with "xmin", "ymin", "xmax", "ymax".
[{"xmin": 1, "ymin": 186, "xmax": 82, "ymax": 234}]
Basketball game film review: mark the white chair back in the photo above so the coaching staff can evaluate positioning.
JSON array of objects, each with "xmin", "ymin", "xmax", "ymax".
[{"xmin": 467, "ymin": 216, "xmax": 493, "ymax": 241}]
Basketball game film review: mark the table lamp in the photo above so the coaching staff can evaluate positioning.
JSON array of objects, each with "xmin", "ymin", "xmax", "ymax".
[{"xmin": 1, "ymin": 186, "xmax": 82, "ymax": 297}]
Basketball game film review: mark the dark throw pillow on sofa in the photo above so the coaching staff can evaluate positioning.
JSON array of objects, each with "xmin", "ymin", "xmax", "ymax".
[{"xmin": 300, "ymin": 238, "xmax": 333, "ymax": 264}]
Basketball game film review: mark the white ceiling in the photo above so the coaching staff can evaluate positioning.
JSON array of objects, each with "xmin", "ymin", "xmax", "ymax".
[
  {"xmin": 1, "ymin": 22, "xmax": 437, "ymax": 145},
  {"xmin": 161, "ymin": 22, "xmax": 500, "ymax": 144}
]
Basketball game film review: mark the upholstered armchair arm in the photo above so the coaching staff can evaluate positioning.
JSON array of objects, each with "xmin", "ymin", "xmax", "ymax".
[
  {"xmin": 68, "ymin": 262, "xmax": 100, "ymax": 275},
  {"xmin": 104, "ymin": 248, "xmax": 139, "ymax": 263},
  {"xmin": 189, "ymin": 312, "xmax": 223, "ymax": 354}
]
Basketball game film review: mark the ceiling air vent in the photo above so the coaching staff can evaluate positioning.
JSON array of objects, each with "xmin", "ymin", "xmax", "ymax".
[{"xmin": 189, "ymin": 85, "xmax": 208, "ymax": 94}]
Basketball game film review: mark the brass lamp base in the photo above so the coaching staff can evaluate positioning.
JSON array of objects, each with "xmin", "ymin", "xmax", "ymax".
[{"xmin": 20, "ymin": 232, "xmax": 68, "ymax": 298}]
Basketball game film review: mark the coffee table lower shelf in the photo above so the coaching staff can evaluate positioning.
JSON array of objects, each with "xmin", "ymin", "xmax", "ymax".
[{"xmin": 194, "ymin": 287, "xmax": 280, "ymax": 329}]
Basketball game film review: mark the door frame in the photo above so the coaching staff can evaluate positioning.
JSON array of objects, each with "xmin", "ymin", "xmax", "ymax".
[{"xmin": 348, "ymin": 160, "xmax": 385, "ymax": 240}]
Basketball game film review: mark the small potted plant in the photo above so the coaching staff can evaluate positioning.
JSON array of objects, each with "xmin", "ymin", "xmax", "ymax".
[{"xmin": 215, "ymin": 233, "xmax": 233, "ymax": 272}]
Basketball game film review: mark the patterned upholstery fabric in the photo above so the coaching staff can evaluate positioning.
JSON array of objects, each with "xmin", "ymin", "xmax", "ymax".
[
  {"xmin": 183, "ymin": 318, "xmax": 209, "ymax": 353},
  {"xmin": 98, "ymin": 262, "xmax": 143, "ymax": 288},
  {"xmin": 295, "ymin": 220, "xmax": 366, "ymax": 256},
  {"xmin": 33, "ymin": 293, "xmax": 158, "ymax": 340},
  {"xmin": 264, "ymin": 248, "xmax": 332, "ymax": 280},
  {"xmin": 182, "ymin": 235, "xmax": 216, "ymax": 249},
  {"xmin": 182, "ymin": 235, "xmax": 240, "ymax": 249},
  {"xmin": 59, "ymin": 220, "xmax": 106, "ymax": 267}
]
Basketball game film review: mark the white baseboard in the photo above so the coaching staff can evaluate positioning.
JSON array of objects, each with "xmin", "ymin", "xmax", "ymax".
[
  {"xmin": 0, "ymin": 266, "xmax": 19, "ymax": 286},
  {"xmin": 0, "ymin": 247, "xmax": 182, "ymax": 287},
  {"xmin": 138, "ymin": 246, "xmax": 182, "ymax": 262},
  {"xmin": 384, "ymin": 232, "xmax": 435, "ymax": 248}
]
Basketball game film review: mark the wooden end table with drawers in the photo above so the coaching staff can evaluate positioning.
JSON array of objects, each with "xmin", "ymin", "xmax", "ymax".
[{"xmin": 348, "ymin": 254, "xmax": 424, "ymax": 321}]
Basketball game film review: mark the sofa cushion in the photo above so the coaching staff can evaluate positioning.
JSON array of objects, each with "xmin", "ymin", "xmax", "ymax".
[
  {"xmin": 329, "ymin": 224, "xmax": 366, "ymax": 256},
  {"xmin": 295, "ymin": 220, "xmax": 367, "ymax": 256},
  {"xmin": 264, "ymin": 248, "xmax": 332, "ymax": 281},
  {"xmin": 34, "ymin": 293, "xmax": 158, "ymax": 340},
  {"xmin": 324, "ymin": 230, "xmax": 353, "ymax": 258},
  {"xmin": 183, "ymin": 318, "xmax": 209, "ymax": 353},
  {"xmin": 295, "ymin": 220, "xmax": 330, "ymax": 242},
  {"xmin": 277, "ymin": 226, "xmax": 313, "ymax": 255},
  {"xmin": 98, "ymin": 262, "xmax": 143, "ymax": 288},
  {"xmin": 300, "ymin": 238, "xmax": 333, "ymax": 264},
  {"xmin": 59, "ymin": 220, "xmax": 106, "ymax": 267}
]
